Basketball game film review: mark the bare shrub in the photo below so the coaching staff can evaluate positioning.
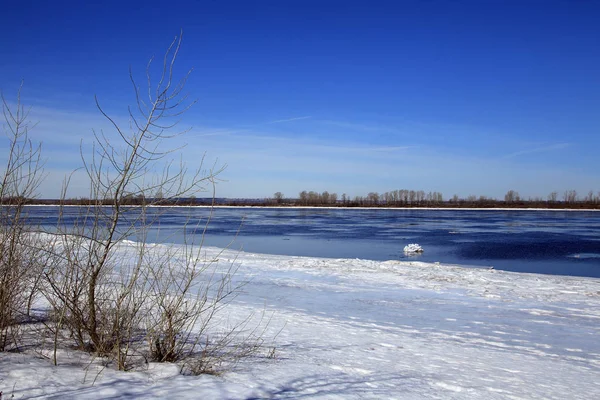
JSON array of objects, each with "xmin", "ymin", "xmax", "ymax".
[
  {"xmin": 145, "ymin": 240, "xmax": 242, "ymax": 364},
  {"xmin": 0, "ymin": 85, "xmax": 45, "ymax": 351},
  {"xmin": 42, "ymin": 34, "xmax": 265, "ymax": 373},
  {"xmin": 181, "ymin": 309, "xmax": 275, "ymax": 376},
  {"xmin": 1, "ymin": 34, "xmax": 274, "ymax": 375}
]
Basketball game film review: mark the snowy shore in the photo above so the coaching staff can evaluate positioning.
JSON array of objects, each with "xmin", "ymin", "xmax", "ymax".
[{"xmin": 2, "ymin": 243, "xmax": 600, "ymax": 399}]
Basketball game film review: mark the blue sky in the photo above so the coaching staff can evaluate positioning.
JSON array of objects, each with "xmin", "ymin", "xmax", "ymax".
[{"xmin": 1, "ymin": 0, "xmax": 599, "ymax": 200}]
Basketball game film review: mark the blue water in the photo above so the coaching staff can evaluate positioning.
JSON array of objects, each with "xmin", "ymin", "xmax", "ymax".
[{"xmin": 24, "ymin": 206, "xmax": 600, "ymax": 278}]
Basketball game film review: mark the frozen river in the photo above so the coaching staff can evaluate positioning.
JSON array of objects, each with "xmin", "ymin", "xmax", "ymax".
[{"xmin": 25, "ymin": 206, "xmax": 600, "ymax": 278}]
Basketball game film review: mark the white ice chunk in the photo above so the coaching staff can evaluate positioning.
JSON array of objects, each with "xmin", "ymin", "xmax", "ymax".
[{"xmin": 404, "ymin": 243, "xmax": 424, "ymax": 254}]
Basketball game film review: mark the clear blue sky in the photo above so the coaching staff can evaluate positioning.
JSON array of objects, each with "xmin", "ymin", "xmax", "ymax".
[{"xmin": 1, "ymin": 0, "xmax": 599, "ymax": 200}]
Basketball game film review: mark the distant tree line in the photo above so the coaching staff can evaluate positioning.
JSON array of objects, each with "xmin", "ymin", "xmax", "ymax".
[
  {"xmin": 5, "ymin": 189, "xmax": 600, "ymax": 209},
  {"xmin": 17, "ymin": 194, "xmax": 204, "ymax": 206},
  {"xmin": 260, "ymin": 188, "xmax": 600, "ymax": 209}
]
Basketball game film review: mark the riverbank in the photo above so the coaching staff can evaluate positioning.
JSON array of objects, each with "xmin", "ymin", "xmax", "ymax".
[{"xmin": 2, "ymin": 244, "xmax": 599, "ymax": 399}]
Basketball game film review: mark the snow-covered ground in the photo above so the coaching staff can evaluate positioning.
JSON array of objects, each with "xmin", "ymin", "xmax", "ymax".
[{"xmin": 2, "ymin": 243, "xmax": 600, "ymax": 399}]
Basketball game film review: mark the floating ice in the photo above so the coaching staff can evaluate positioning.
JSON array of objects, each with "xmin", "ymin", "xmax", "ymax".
[{"xmin": 403, "ymin": 243, "xmax": 424, "ymax": 254}]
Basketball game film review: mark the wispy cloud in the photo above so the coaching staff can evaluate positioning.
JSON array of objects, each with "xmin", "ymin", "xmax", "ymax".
[
  {"xmin": 189, "ymin": 128, "xmax": 245, "ymax": 138},
  {"xmin": 321, "ymin": 119, "xmax": 404, "ymax": 134},
  {"xmin": 322, "ymin": 145, "xmax": 413, "ymax": 154},
  {"xmin": 501, "ymin": 143, "xmax": 572, "ymax": 159},
  {"xmin": 267, "ymin": 116, "xmax": 312, "ymax": 124}
]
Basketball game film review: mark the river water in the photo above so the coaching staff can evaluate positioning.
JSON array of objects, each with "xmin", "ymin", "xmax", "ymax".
[{"xmin": 25, "ymin": 206, "xmax": 600, "ymax": 278}]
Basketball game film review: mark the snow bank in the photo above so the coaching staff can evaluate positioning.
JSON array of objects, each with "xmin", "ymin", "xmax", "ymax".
[{"xmin": 2, "ymin": 242, "xmax": 600, "ymax": 399}]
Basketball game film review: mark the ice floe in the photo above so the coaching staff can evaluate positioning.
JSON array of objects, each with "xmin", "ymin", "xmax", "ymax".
[{"xmin": 403, "ymin": 243, "xmax": 424, "ymax": 254}]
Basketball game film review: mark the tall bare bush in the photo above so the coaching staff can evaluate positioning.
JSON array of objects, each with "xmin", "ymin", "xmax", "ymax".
[
  {"xmin": 0, "ymin": 85, "xmax": 45, "ymax": 351},
  {"xmin": 1, "ymin": 35, "xmax": 272, "ymax": 374},
  {"xmin": 44, "ymin": 34, "xmax": 242, "ymax": 371}
]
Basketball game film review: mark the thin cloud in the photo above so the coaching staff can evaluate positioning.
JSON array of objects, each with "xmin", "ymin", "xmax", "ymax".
[
  {"xmin": 190, "ymin": 128, "xmax": 245, "ymax": 138},
  {"xmin": 501, "ymin": 143, "xmax": 571, "ymax": 159},
  {"xmin": 327, "ymin": 145, "xmax": 413, "ymax": 154},
  {"xmin": 321, "ymin": 119, "xmax": 404, "ymax": 134},
  {"xmin": 267, "ymin": 116, "xmax": 312, "ymax": 124},
  {"xmin": 198, "ymin": 131, "xmax": 412, "ymax": 155}
]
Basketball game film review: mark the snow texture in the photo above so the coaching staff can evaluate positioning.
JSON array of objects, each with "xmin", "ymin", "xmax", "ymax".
[{"xmin": 2, "ymin": 242, "xmax": 600, "ymax": 399}]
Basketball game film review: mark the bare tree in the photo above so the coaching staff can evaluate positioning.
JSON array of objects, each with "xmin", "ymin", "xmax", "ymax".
[
  {"xmin": 273, "ymin": 191, "xmax": 284, "ymax": 204},
  {"xmin": 504, "ymin": 190, "xmax": 520, "ymax": 203},
  {"xmin": 44, "ymin": 34, "xmax": 243, "ymax": 371},
  {"xmin": 329, "ymin": 192, "xmax": 338, "ymax": 204},
  {"xmin": 563, "ymin": 190, "xmax": 577, "ymax": 203},
  {"xmin": 0, "ymin": 84, "xmax": 45, "ymax": 351},
  {"xmin": 367, "ymin": 192, "xmax": 379, "ymax": 205},
  {"xmin": 408, "ymin": 190, "xmax": 416, "ymax": 205},
  {"xmin": 299, "ymin": 190, "xmax": 308, "ymax": 205}
]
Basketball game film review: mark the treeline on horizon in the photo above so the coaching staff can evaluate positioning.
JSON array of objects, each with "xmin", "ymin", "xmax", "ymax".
[
  {"xmin": 5, "ymin": 188, "xmax": 600, "ymax": 209},
  {"xmin": 262, "ymin": 189, "xmax": 600, "ymax": 209}
]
